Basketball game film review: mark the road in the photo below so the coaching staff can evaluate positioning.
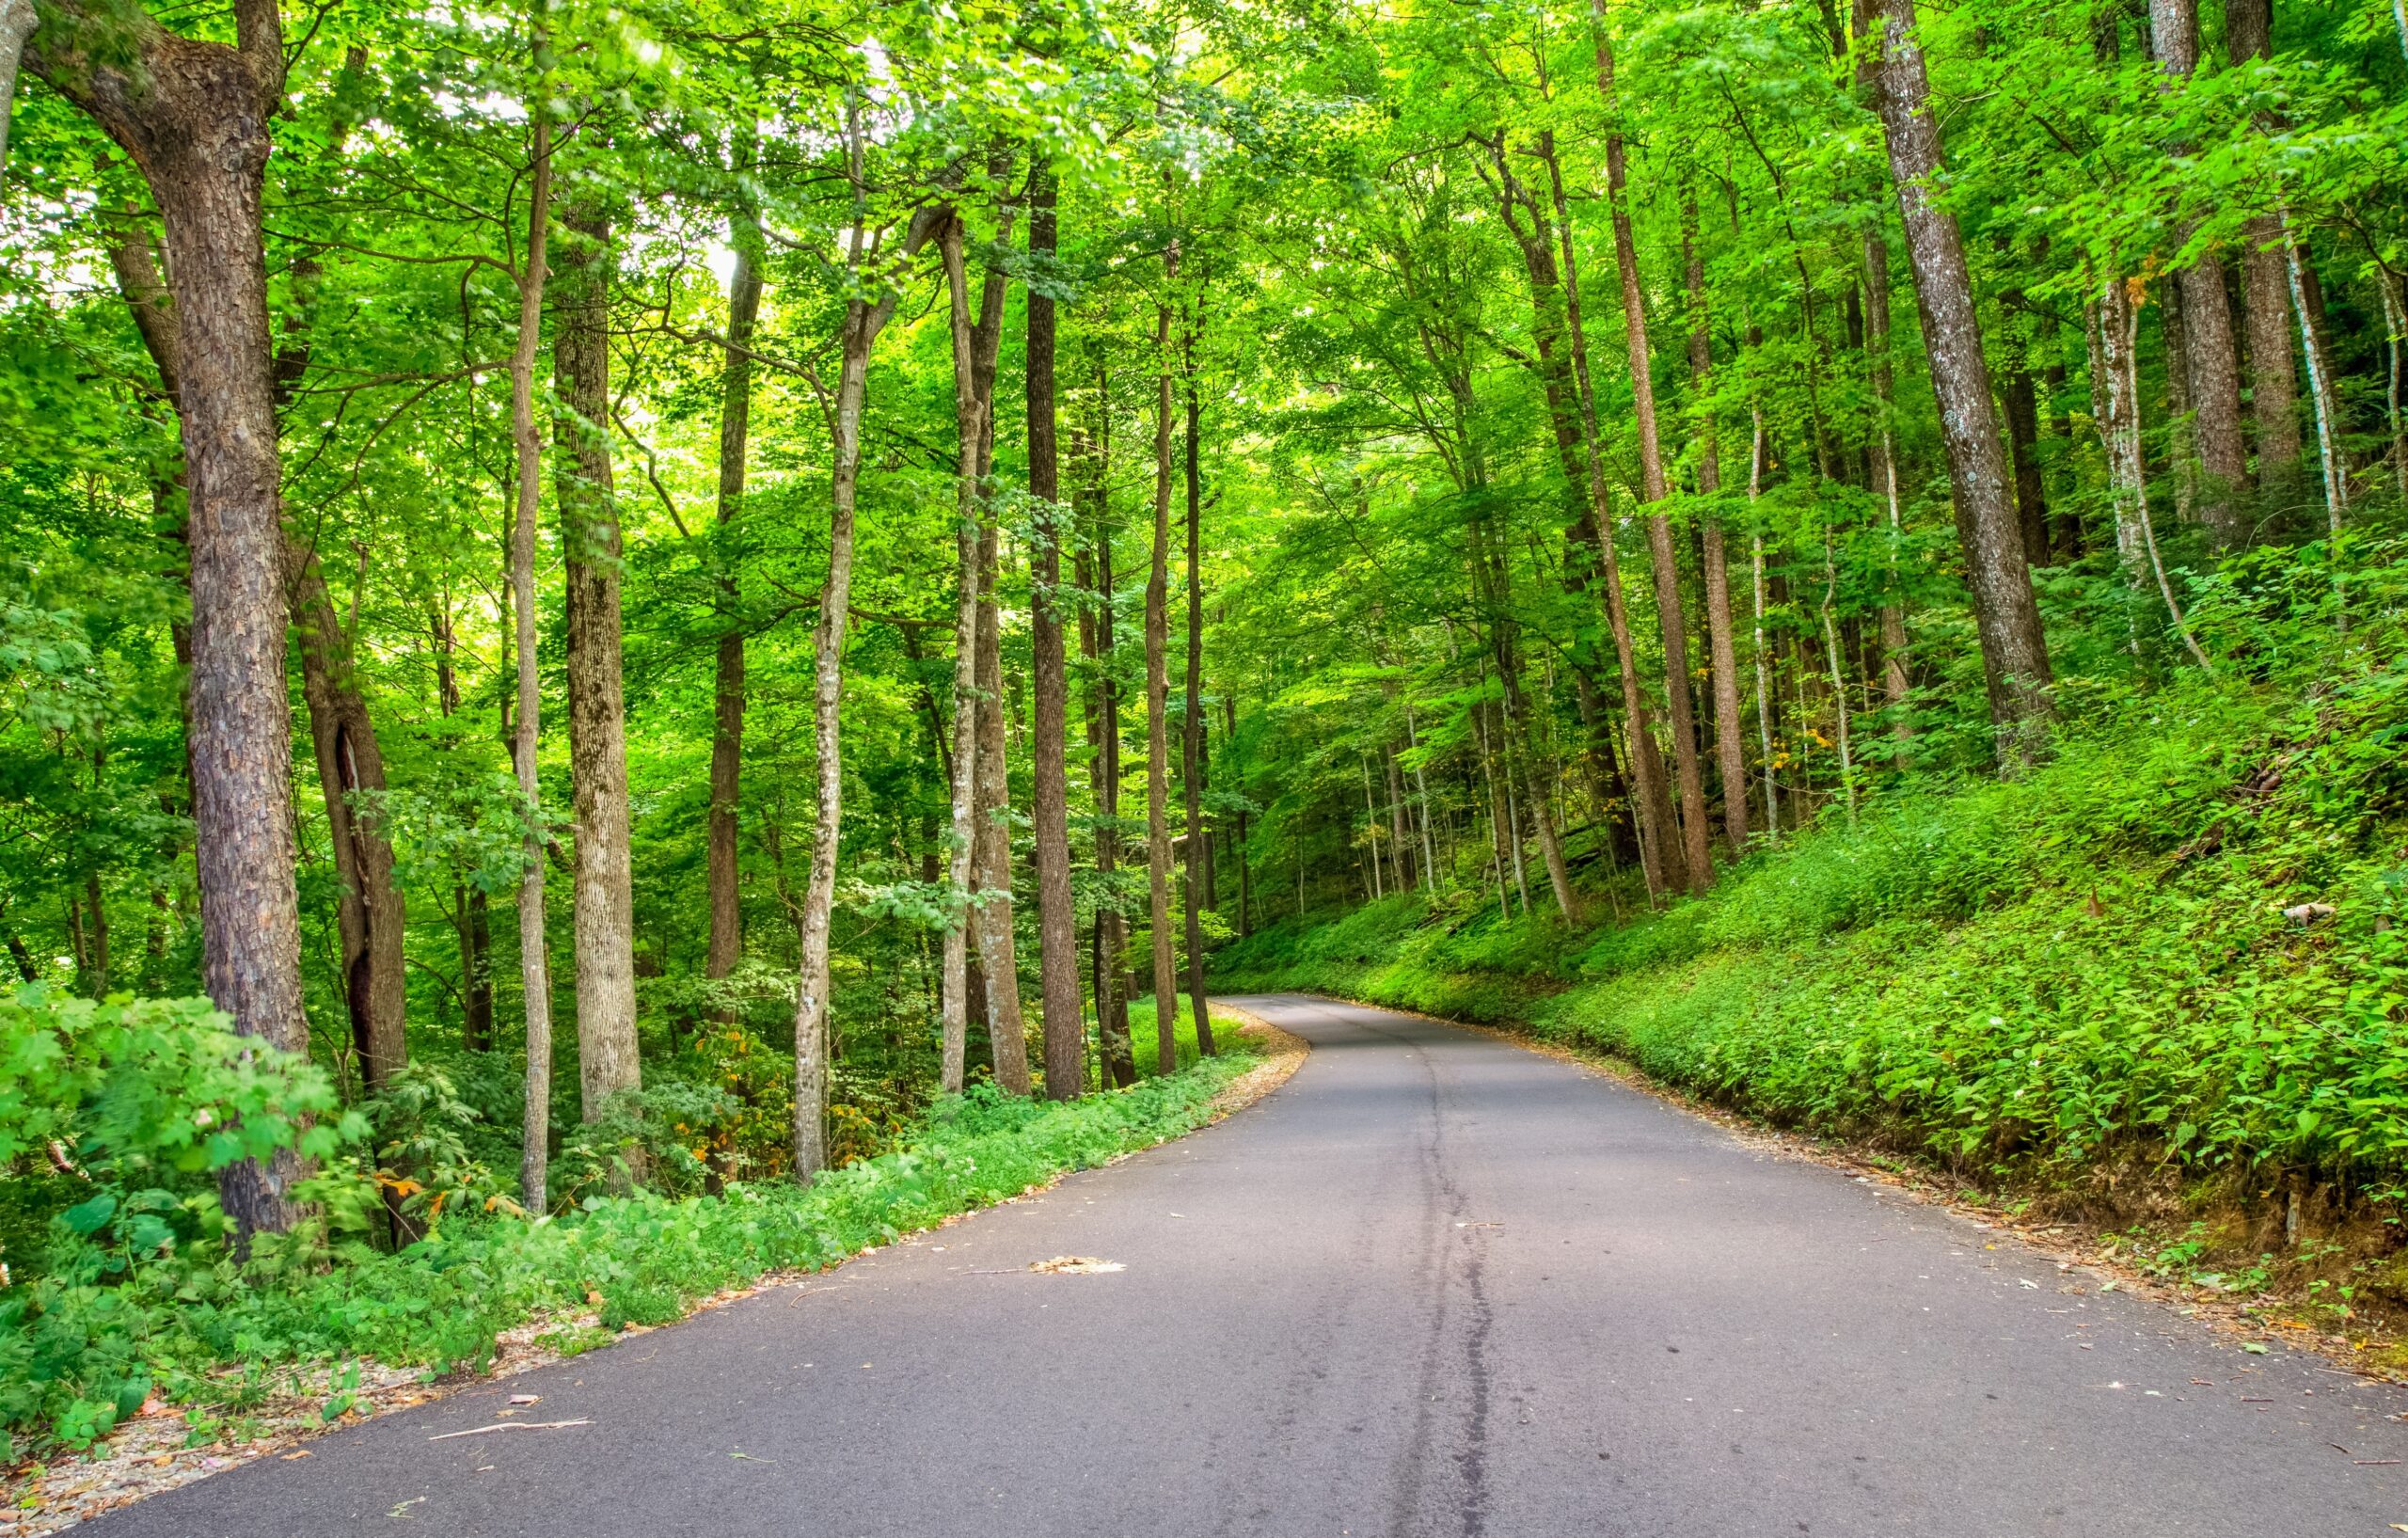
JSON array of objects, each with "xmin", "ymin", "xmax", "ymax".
[{"xmin": 87, "ymin": 993, "xmax": 2408, "ymax": 1536}]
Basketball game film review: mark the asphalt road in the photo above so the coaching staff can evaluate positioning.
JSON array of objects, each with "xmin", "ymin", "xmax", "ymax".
[{"xmin": 89, "ymin": 993, "xmax": 2408, "ymax": 1537}]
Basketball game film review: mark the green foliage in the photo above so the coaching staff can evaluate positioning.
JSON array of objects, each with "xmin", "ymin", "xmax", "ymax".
[
  {"xmin": 1219, "ymin": 609, "xmax": 2408, "ymax": 1196},
  {"xmin": 0, "ymin": 1034, "xmax": 1258, "ymax": 1457}
]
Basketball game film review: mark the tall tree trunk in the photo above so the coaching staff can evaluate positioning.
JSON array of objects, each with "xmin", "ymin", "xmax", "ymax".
[
  {"xmin": 1147, "ymin": 244, "xmax": 1181, "ymax": 1077},
  {"xmin": 706, "ymin": 198, "xmax": 764, "ymax": 984},
  {"xmin": 33, "ymin": 1, "xmax": 311, "ymax": 1237},
  {"xmin": 1026, "ymin": 167, "xmax": 1084, "ymax": 1100},
  {"xmin": 1180, "ymin": 363, "xmax": 1217, "ymax": 1055},
  {"xmin": 1858, "ymin": 231, "xmax": 1916, "ymax": 752},
  {"xmin": 1866, "ymin": 0, "xmax": 2054, "ymax": 766},
  {"xmin": 108, "ymin": 222, "xmax": 412, "ymax": 1089},
  {"xmin": 1077, "ymin": 388, "xmax": 1138, "ymax": 1088},
  {"xmin": 2226, "ymin": 0, "xmax": 2302, "ymax": 496},
  {"xmin": 507, "ymin": 117, "xmax": 556, "ymax": 1213},
  {"xmin": 1593, "ymin": 10, "xmax": 1711, "ymax": 891},
  {"xmin": 287, "ymin": 544, "xmax": 408, "ymax": 1089},
  {"xmin": 2003, "ymin": 366, "xmax": 2052, "ymax": 567},
  {"xmin": 552, "ymin": 209, "xmax": 642, "ymax": 1122},
  {"xmin": 433, "ymin": 604, "xmax": 493, "ymax": 1051},
  {"xmin": 939, "ymin": 215, "xmax": 986, "ymax": 1096},
  {"xmin": 2150, "ymin": 0, "xmax": 2252, "ymax": 546},
  {"xmin": 1542, "ymin": 99, "xmax": 1682, "ymax": 897},
  {"xmin": 791, "ymin": 117, "xmax": 946, "ymax": 1177},
  {"xmin": 1683, "ymin": 200, "xmax": 1749, "ymax": 851}
]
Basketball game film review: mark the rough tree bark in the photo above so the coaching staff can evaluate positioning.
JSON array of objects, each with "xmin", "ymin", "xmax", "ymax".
[
  {"xmin": 1593, "ymin": 7, "xmax": 1712, "ymax": 891},
  {"xmin": 108, "ymin": 225, "xmax": 411, "ymax": 1091},
  {"xmin": 551, "ymin": 209, "xmax": 642, "ymax": 1122},
  {"xmin": 706, "ymin": 195, "xmax": 764, "ymax": 985},
  {"xmin": 2149, "ymin": 0, "xmax": 2253, "ymax": 547},
  {"xmin": 2226, "ymin": 0, "xmax": 2303, "ymax": 495},
  {"xmin": 1865, "ymin": 0, "xmax": 2054, "ymax": 765},
  {"xmin": 30, "ymin": 0, "xmax": 311, "ymax": 1236},
  {"xmin": 1026, "ymin": 166, "xmax": 1085, "ymax": 1100}
]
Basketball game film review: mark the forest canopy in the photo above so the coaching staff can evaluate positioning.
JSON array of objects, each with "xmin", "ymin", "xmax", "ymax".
[{"xmin": 0, "ymin": 0, "xmax": 2401, "ymax": 1436}]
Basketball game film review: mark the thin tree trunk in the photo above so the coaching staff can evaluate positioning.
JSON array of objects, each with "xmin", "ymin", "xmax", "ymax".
[
  {"xmin": 508, "ymin": 117, "xmax": 556, "ymax": 1213},
  {"xmin": 1076, "ymin": 381, "xmax": 1137, "ymax": 1089},
  {"xmin": 1866, "ymin": 0, "xmax": 2054, "ymax": 766},
  {"xmin": 33, "ymin": 0, "xmax": 313, "ymax": 1239},
  {"xmin": 2278, "ymin": 201, "xmax": 2347, "ymax": 535},
  {"xmin": 791, "ymin": 116, "xmax": 945, "ymax": 1177},
  {"xmin": 1026, "ymin": 166, "xmax": 1083, "ymax": 1101},
  {"xmin": 432, "ymin": 604, "xmax": 493, "ymax": 1051},
  {"xmin": 1820, "ymin": 531, "xmax": 1859, "ymax": 826},
  {"xmin": 552, "ymin": 209, "xmax": 642, "ymax": 1123},
  {"xmin": 940, "ymin": 215, "xmax": 985, "ymax": 1096},
  {"xmin": 706, "ymin": 195, "xmax": 764, "ymax": 984},
  {"xmin": 1147, "ymin": 243, "xmax": 1180, "ymax": 1076},
  {"xmin": 1859, "ymin": 232, "xmax": 1915, "ymax": 753},
  {"xmin": 1545, "ymin": 72, "xmax": 1682, "ymax": 898},
  {"xmin": 1592, "ymin": 8, "xmax": 1712, "ymax": 892},
  {"xmin": 1180, "ymin": 362, "xmax": 1216, "ymax": 1056},
  {"xmin": 1683, "ymin": 200, "xmax": 1748, "ymax": 851},
  {"xmin": 2098, "ymin": 279, "xmax": 2216, "ymax": 671}
]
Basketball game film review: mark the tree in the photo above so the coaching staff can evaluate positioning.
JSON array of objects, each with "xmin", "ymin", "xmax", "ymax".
[{"xmin": 28, "ymin": 0, "xmax": 313, "ymax": 1236}]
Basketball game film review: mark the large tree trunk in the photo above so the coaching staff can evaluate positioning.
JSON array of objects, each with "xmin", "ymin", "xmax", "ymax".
[
  {"xmin": 1147, "ymin": 246, "xmax": 1180, "ymax": 1077},
  {"xmin": 1592, "ymin": 11, "xmax": 1711, "ymax": 891},
  {"xmin": 1866, "ymin": 0, "xmax": 2053, "ymax": 765},
  {"xmin": 1180, "ymin": 364, "xmax": 1218, "ymax": 1056},
  {"xmin": 2225, "ymin": 0, "xmax": 2303, "ymax": 497},
  {"xmin": 706, "ymin": 201, "xmax": 764, "ymax": 983},
  {"xmin": 2149, "ymin": 0, "xmax": 2252, "ymax": 547},
  {"xmin": 1539, "ymin": 113, "xmax": 1682, "ymax": 897},
  {"xmin": 508, "ymin": 118, "xmax": 556, "ymax": 1213},
  {"xmin": 552, "ymin": 210, "xmax": 642, "ymax": 1121},
  {"xmin": 107, "ymin": 223, "xmax": 411, "ymax": 1090},
  {"xmin": 1683, "ymin": 202, "xmax": 1749, "ymax": 851},
  {"xmin": 33, "ymin": 1, "xmax": 311, "ymax": 1237},
  {"xmin": 1025, "ymin": 169, "xmax": 1084, "ymax": 1100}
]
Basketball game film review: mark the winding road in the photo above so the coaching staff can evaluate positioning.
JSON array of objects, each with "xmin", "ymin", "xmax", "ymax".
[{"xmin": 88, "ymin": 994, "xmax": 2408, "ymax": 1536}]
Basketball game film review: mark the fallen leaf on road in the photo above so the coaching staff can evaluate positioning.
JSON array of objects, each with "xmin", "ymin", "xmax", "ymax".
[
  {"xmin": 279, "ymin": 1451, "xmax": 311, "ymax": 1462},
  {"xmin": 2019, "ymin": 1279, "xmax": 2040, "ymax": 1289},
  {"xmin": 2241, "ymin": 1343, "xmax": 2270, "ymax": 1355},
  {"xmin": 508, "ymin": 1395, "xmax": 540, "ymax": 1405},
  {"xmin": 1030, "ymin": 1256, "xmax": 1124, "ymax": 1274},
  {"xmin": 427, "ymin": 1419, "xmax": 592, "ymax": 1441}
]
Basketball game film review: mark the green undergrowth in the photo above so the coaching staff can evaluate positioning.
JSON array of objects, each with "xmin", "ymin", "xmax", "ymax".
[
  {"xmin": 0, "ymin": 1012, "xmax": 1259, "ymax": 1459},
  {"xmin": 1216, "ymin": 630, "xmax": 2408, "ymax": 1240}
]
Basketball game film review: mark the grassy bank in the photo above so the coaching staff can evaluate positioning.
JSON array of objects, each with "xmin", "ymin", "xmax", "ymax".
[
  {"xmin": 0, "ymin": 1005, "xmax": 1259, "ymax": 1459},
  {"xmin": 1214, "ymin": 652, "xmax": 2408, "ymax": 1307}
]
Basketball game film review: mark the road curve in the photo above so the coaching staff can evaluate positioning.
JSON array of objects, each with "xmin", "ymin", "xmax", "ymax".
[{"xmin": 87, "ymin": 993, "xmax": 2408, "ymax": 1537}]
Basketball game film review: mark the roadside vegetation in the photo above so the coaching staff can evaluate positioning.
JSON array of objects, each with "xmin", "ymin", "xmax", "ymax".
[
  {"xmin": 1218, "ymin": 537, "xmax": 2408, "ymax": 1333},
  {"xmin": 0, "ymin": 997, "xmax": 1249, "ymax": 1458}
]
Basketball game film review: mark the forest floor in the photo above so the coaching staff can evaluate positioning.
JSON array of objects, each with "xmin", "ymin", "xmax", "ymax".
[
  {"xmin": 0, "ymin": 1013, "xmax": 1303, "ymax": 1537},
  {"xmin": 59, "ymin": 994, "xmax": 2408, "ymax": 1537}
]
